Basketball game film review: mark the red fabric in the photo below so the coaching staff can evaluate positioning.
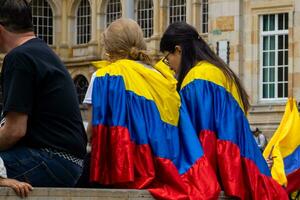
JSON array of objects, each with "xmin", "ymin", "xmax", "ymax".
[
  {"xmin": 243, "ymin": 157, "xmax": 288, "ymax": 200},
  {"xmin": 90, "ymin": 125, "xmax": 220, "ymax": 200},
  {"xmin": 199, "ymin": 130, "xmax": 218, "ymax": 173},
  {"xmin": 90, "ymin": 125, "xmax": 134, "ymax": 184},
  {"xmin": 149, "ymin": 158, "xmax": 190, "ymax": 200},
  {"xmin": 287, "ymin": 168, "xmax": 300, "ymax": 193},
  {"xmin": 90, "ymin": 125, "xmax": 154, "ymax": 186},
  {"xmin": 181, "ymin": 156, "xmax": 221, "ymax": 200},
  {"xmin": 199, "ymin": 130, "xmax": 288, "ymax": 200}
]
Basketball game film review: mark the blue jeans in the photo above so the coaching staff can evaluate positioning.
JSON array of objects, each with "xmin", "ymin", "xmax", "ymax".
[{"xmin": 0, "ymin": 146, "xmax": 83, "ymax": 187}]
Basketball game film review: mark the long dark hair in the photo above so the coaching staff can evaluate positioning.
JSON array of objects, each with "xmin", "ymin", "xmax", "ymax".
[{"xmin": 160, "ymin": 22, "xmax": 249, "ymax": 112}]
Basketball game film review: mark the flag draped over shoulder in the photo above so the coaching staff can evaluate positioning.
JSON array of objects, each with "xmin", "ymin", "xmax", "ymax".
[
  {"xmin": 90, "ymin": 59, "xmax": 220, "ymax": 200},
  {"xmin": 263, "ymin": 98, "xmax": 300, "ymax": 194},
  {"xmin": 179, "ymin": 61, "xmax": 288, "ymax": 200}
]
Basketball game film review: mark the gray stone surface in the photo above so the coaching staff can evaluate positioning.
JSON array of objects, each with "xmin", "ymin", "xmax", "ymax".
[
  {"xmin": 0, "ymin": 188, "xmax": 233, "ymax": 199},
  {"xmin": 0, "ymin": 188, "xmax": 154, "ymax": 200}
]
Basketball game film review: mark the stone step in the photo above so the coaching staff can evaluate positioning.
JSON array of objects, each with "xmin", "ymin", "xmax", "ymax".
[{"xmin": 0, "ymin": 188, "xmax": 232, "ymax": 200}]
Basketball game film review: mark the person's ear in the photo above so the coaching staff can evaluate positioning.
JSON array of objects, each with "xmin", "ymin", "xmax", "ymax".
[{"xmin": 175, "ymin": 45, "xmax": 182, "ymax": 54}]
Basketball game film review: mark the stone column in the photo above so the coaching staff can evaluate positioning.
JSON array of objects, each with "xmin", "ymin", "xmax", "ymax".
[
  {"xmin": 55, "ymin": 0, "xmax": 67, "ymax": 58},
  {"xmin": 153, "ymin": 0, "xmax": 160, "ymax": 37},
  {"xmin": 192, "ymin": 0, "xmax": 201, "ymax": 30},
  {"xmin": 292, "ymin": 1, "xmax": 300, "ymax": 99},
  {"xmin": 60, "ymin": 0, "xmax": 68, "ymax": 47},
  {"xmin": 186, "ymin": 0, "xmax": 193, "ymax": 24},
  {"xmin": 123, "ymin": 0, "xmax": 135, "ymax": 19},
  {"xmin": 90, "ymin": 0, "xmax": 98, "ymax": 42}
]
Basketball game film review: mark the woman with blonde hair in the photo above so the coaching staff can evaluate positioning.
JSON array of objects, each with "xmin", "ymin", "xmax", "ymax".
[{"xmin": 86, "ymin": 18, "xmax": 220, "ymax": 199}]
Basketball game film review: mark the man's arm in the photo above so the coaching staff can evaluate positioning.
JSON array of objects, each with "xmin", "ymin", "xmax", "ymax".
[{"xmin": 0, "ymin": 112, "xmax": 28, "ymax": 150}]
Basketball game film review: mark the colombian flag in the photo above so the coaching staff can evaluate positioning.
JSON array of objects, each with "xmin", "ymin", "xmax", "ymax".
[
  {"xmin": 179, "ymin": 61, "xmax": 288, "ymax": 199},
  {"xmin": 263, "ymin": 98, "xmax": 300, "ymax": 194},
  {"xmin": 90, "ymin": 59, "xmax": 220, "ymax": 199}
]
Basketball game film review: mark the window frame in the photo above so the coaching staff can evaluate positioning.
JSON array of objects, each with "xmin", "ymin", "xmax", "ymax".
[
  {"xmin": 105, "ymin": 0, "xmax": 122, "ymax": 28},
  {"xmin": 168, "ymin": 0, "xmax": 186, "ymax": 24},
  {"xmin": 259, "ymin": 13, "xmax": 289, "ymax": 101},
  {"xmin": 76, "ymin": 0, "xmax": 92, "ymax": 45},
  {"xmin": 31, "ymin": 0, "xmax": 54, "ymax": 45},
  {"xmin": 136, "ymin": 0, "xmax": 154, "ymax": 38},
  {"xmin": 201, "ymin": 0, "xmax": 208, "ymax": 34}
]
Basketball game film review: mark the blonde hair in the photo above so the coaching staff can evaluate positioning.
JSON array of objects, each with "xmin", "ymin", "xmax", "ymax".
[{"xmin": 102, "ymin": 18, "xmax": 152, "ymax": 65}]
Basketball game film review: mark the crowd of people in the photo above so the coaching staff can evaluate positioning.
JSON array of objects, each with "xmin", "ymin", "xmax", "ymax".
[{"xmin": 0, "ymin": 0, "xmax": 290, "ymax": 199}]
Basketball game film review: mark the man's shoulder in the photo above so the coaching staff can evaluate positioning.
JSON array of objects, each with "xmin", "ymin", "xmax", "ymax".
[
  {"xmin": 7, "ymin": 38, "xmax": 47, "ymax": 57},
  {"xmin": 5, "ymin": 47, "xmax": 26, "ymax": 60},
  {"xmin": 3, "ymin": 47, "xmax": 35, "ymax": 72}
]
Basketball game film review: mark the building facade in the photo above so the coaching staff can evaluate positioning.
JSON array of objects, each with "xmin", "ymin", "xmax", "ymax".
[{"xmin": 0, "ymin": 0, "xmax": 299, "ymax": 137}]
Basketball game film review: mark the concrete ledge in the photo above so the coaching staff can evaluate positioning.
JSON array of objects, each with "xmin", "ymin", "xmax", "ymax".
[
  {"xmin": 0, "ymin": 188, "xmax": 154, "ymax": 200},
  {"xmin": 0, "ymin": 188, "xmax": 232, "ymax": 199}
]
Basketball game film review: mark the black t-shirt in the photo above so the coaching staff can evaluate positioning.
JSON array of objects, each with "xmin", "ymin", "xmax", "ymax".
[{"xmin": 1, "ymin": 38, "xmax": 87, "ymax": 158}]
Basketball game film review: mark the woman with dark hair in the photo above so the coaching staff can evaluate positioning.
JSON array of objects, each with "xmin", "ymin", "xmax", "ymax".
[{"xmin": 160, "ymin": 22, "xmax": 288, "ymax": 200}]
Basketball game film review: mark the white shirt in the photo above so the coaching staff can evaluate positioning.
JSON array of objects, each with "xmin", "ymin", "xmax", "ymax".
[
  {"xmin": 0, "ymin": 157, "xmax": 7, "ymax": 178},
  {"xmin": 83, "ymin": 72, "xmax": 96, "ymax": 105}
]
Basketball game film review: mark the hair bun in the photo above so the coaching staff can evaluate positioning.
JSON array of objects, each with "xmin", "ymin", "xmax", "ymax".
[{"xmin": 129, "ymin": 47, "xmax": 140, "ymax": 60}]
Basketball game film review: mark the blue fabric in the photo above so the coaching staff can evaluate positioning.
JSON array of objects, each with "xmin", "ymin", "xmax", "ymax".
[
  {"xmin": 0, "ymin": 146, "xmax": 82, "ymax": 187},
  {"xmin": 284, "ymin": 146, "xmax": 300, "ymax": 175},
  {"xmin": 92, "ymin": 75, "xmax": 204, "ymax": 174},
  {"xmin": 180, "ymin": 79, "xmax": 271, "ymax": 176}
]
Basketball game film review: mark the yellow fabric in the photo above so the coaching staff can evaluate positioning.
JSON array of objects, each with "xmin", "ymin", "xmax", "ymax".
[
  {"xmin": 91, "ymin": 60, "xmax": 111, "ymax": 68},
  {"xmin": 263, "ymin": 98, "xmax": 300, "ymax": 186},
  {"xmin": 180, "ymin": 61, "xmax": 245, "ymax": 113},
  {"xmin": 92, "ymin": 59, "xmax": 180, "ymax": 126}
]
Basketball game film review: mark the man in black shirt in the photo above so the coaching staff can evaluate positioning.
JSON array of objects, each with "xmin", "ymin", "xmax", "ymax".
[{"xmin": 0, "ymin": 0, "xmax": 87, "ymax": 196}]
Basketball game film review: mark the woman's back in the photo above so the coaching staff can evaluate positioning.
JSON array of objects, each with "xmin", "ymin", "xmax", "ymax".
[
  {"xmin": 179, "ymin": 60, "xmax": 287, "ymax": 200},
  {"xmin": 90, "ymin": 59, "xmax": 221, "ymax": 199}
]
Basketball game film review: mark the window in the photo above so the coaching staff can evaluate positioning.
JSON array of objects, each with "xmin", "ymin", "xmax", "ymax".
[
  {"xmin": 217, "ymin": 40, "xmax": 230, "ymax": 65},
  {"xmin": 260, "ymin": 13, "xmax": 288, "ymax": 99},
  {"xmin": 169, "ymin": 0, "xmax": 186, "ymax": 24},
  {"xmin": 202, "ymin": 0, "xmax": 208, "ymax": 33},
  {"xmin": 106, "ymin": 0, "xmax": 122, "ymax": 27},
  {"xmin": 76, "ymin": 0, "xmax": 91, "ymax": 44},
  {"xmin": 137, "ymin": 0, "xmax": 153, "ymax": 38},
  {"xmin": 31, "ymin": 0, "xmax": 53, "ymax": 45},
  {"xmin": 74, "ymin": 75, "xmax": 89, "ymax": 104}
]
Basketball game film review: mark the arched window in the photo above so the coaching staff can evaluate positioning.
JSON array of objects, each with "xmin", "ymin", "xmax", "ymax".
[
  {"xmin": 137, "ymin": 0, "xmax": 153, "ymax": 38},
  {"xmin": 106, "ymin": 0, "xmax": 122, "ymax": 27},
  {"xmin": 31, "ymin": 0, "xmax": 54, "ymax": 45},
  {"xmin": 74, "ymin": 75, "xmax": 89, "ymax": 104},
  {"xmin": 76, "ymin": 0, "xmax": 91, "ymax": 44},
  {"xmin": 169, "ymin": 0, "xmax": 186, "ymax": 24}
]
